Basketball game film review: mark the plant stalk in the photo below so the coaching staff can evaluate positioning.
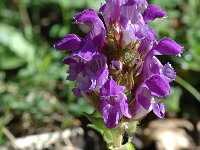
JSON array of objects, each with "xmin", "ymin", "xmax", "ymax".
[{"xmin": 113, "ymin": 129, "xmax": 122, "ymax": 149}]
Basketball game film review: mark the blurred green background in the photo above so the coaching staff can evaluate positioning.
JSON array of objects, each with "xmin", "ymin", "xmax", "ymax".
[{"xmin": 0, "ymin": 0, "xmax": 200, "ymax": 147}]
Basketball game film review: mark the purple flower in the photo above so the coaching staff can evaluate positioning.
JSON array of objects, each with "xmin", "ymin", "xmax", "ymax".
[
  {"xmin": 162, "ymin": 63, "xmax": 176, "ymax": 82},
  {"xmin": 131, "ymin": 86, "xmax": 153, "ymax": 120},
  {"xmin": 120, "ymin": 4, "xmax": 147, "ymax": 46},
  {"xmin": 79, "ymin": 54, "xmax": 109, "ymax": 92},
  {"xmin": 73, "ymin": 9, "xmax": 105, "ymax": 47},
  {"xmin": 99, "ymin": 78, "xmax": 131, "ymax": 128},
  {"xmin": 143, "ymin": 5, "xmax": 167, "ymax": 23},
  {"xmin": 132, "ymin": 43, "xmax": 179, "ymax": 118},
  {"xmin": 131, "ymin": 83, "xmax": 166, "ymax": 119},
  {"xmin": 64, "ymin": 54, "xmax": 108, "ymax": 94},
  {"xmin": 153, "ymin": 37, "xmax": 183, "ymax": 55},
  {"xmin": 111, "ymin": 60, "xmax": 122, "ymax": 70},
  {"xmin": 54, "ymin": 9, "xmax": 108, "ymax": 95},
  {"xmin": 145, "ymin": 74, "xmax": 170, "ymax": 98},
  {"xmin": 54, "ymin": 9, "xmax": 105, "ymax": 59},
  {"xmin": 63, "ymin": 58, "xmax": 84, "ymax": 81},
  {"xmin": 152, "ymin": 101, "xmax": 165, "ymax": 118},
  {"xmin": 54, "ymin": 0, "xmax": 183, "ymax": 128},
  {"xmin": 130, "ymin": 41, "xmax": 179, "ymax": 118},
  {"xmin": 53, "ymin": 34, "xmax": 82, "ymax": 51},
  {"xmin": 100, "ymin": 0, "xmax": 122, "ymax": 25}
]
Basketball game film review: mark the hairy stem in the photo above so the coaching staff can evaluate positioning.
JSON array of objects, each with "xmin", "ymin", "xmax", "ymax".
[{"xmin": 113, "ymin": 129, "xmax": 122, "ymax": 149}]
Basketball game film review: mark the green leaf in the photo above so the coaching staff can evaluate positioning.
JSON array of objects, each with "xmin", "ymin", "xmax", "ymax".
[
  {"xmin": 84, "ymin": 110, "xmax": 106, "ymax": 131},
  {"xmin": 126, "ymin": 121, "xmax": 138, "ymax": 133},
  {"xmin": 87, "ymin": 124, "xmax": 104, "ymax": 134},
  {"xmin": 0, "ymin": 23, "xmax": 35, "ymax": 64},
  {"xmin": 0, "ymin": 46, "xmax": 25, "ymax": 69},
  {"xmin": 84, "ymin": 110, "xmax": 114, "ymax": 145},
  {"xmin": 117, "ymin": 142, "xmax": 135, "ymax": 150},
  {"xmin": 103, "ymin": 130, "xmax": 113, "ymax": 145}
]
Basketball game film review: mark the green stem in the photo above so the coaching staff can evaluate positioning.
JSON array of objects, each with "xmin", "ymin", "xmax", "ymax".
[
  {"xmin": 18, "ymin": 0, "xmax": 33, "ymax": 38},
  {"xmin": 175, "ymin": 76, "xmax": 200, "ymax": 102},
  {"xmin": 112, "ymin": 129, "xmax": 122, "ymax": 149}
]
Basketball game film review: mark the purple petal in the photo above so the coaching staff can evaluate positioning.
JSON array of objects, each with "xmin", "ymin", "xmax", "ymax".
[
  {"xmin": 86, "ymin": 54, "xmax": 107, "ymax": 75},
  {"xmin": 96, "ymin": 67, "xmax": 109, "ymax": 90},
  {"xmin": 53, "ymin": 34, "xmax": 82, "ymax": 51},
  {"xmin": 63, "ymin": 57, "xmax": 77, "ymax": 64},
  {"xmin": 131, "ymin": 97, "xmax": 152, "ymax": 120},
  {"xmin": 67, "ymin": 63, "xmax": 78, "ymax": 81},
  {"xmin": 64, "ymin": 58, "xmax": 84, "ymax": 81},
  {"xmin": 99, "ymin": 4, "xmax": 106, "ymax": 12},
  {"xmin": 120, "ymin": 4, "xmax": 141, "ymax": 26},
  {"xmin": 162, "ymin": 63, "xmax": 176, "ymax": 82},
  {"xmin": 99, "ymin": 99, "xmax": 120, "ymax": 128},
  {"xmin": 74, "ymin": 9, "xmax": 105, "ymax": 41},
  {"xmin": 153, "ymin": 37, "xmax": 183, "ymax": 55},
  {"xmin": 74, "ymin": 9, "xmax": 104, "ymax": 29},
  {"xmin": 86, "ymin": 54, "xmax": 109, "ymax": 90},
  {"xmin": 136, "ymin": 87, "xmax": 152, "ymax": 110},
  {"xmin": 72, "ymin": 88, "xmax": 82, "ymax": 97},
  {"xmin": 119, "ymin": 93, "xmax": 131, "ymax": 118},
  {"xmin": 92, "ymin": 31, "xmax": 105, "ymax": 48},
  {"xmin": 146, "ymin": 28, "xmax": 157, "ymax": 41},
  {"xmin": 135, "ymin": 24, "xmax": 149, "ymax": 39},
  {"xmin": 99, "ymin": 97, "xmax": 109, "ymax": 112},
  {"xmin": 72, "ymin": 41, "xmax": 97, "ymax": 61},
  {"xmin": 105, "ymin": 106, "xmax": 120, "ymax": 128},
  {"xmin": 121, "ymin": 23, "xmax": 138, "ymax": 45},
  {"xmin": 74, "ymin": 9, "xmax": 97, "ymax": 24},
  {"xmin": 100, "ymin": 78, "xmax": 126, "ymax": 96},
  {"xmin": 76, "ymin": 72, "xmax": 95, "ymax": 92},
  {"xmin": 125, "ymin": 0, "xmax": 138, "ymax": 6},
  {"xmin": 145, "ymin": 75, "xmax": 170, "ymax": 98},
  {"xmin": 141, "ymin": 51, "xmax": 155, "ymax": 79},
  {"xmin": 99, "ymin": 77, "xmax": 129, "ymax": 128},
  {"xmin": 100, "ymin": 0, "xmax": 121, "ymax": 24},
  {"xmin": 138, "ymin": 38, "xmax": 152, "ymax": 53},
  {"xmin": 111, "ymin": 60, "xmax": 122, "ymax": 70},
  {"xmin": 138, "ymin": 28, "xmax": 157, "ymax": 53},
  {"xmin": 149, "ymin": 56, "xmax": 162, "ymax": 74},
  {"xmin": 152, "ymin": 102, "xmax": 165, "ymax": 118},
  {"xmin": 119, "ymin": 0, "xmax": 148, "ymax": 45},
  {"xmin": 125, "ymin": 0, "xmax": 147, "ymax": 6},
  {"xmin": 143, "ymin": 5, "xmax": 167, "ymax": 23}
]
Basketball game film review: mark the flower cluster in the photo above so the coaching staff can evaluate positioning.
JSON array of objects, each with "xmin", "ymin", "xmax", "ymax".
[{"xmin": 54, "ymin": 0, "xmax": 183, "ymax": 128}]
